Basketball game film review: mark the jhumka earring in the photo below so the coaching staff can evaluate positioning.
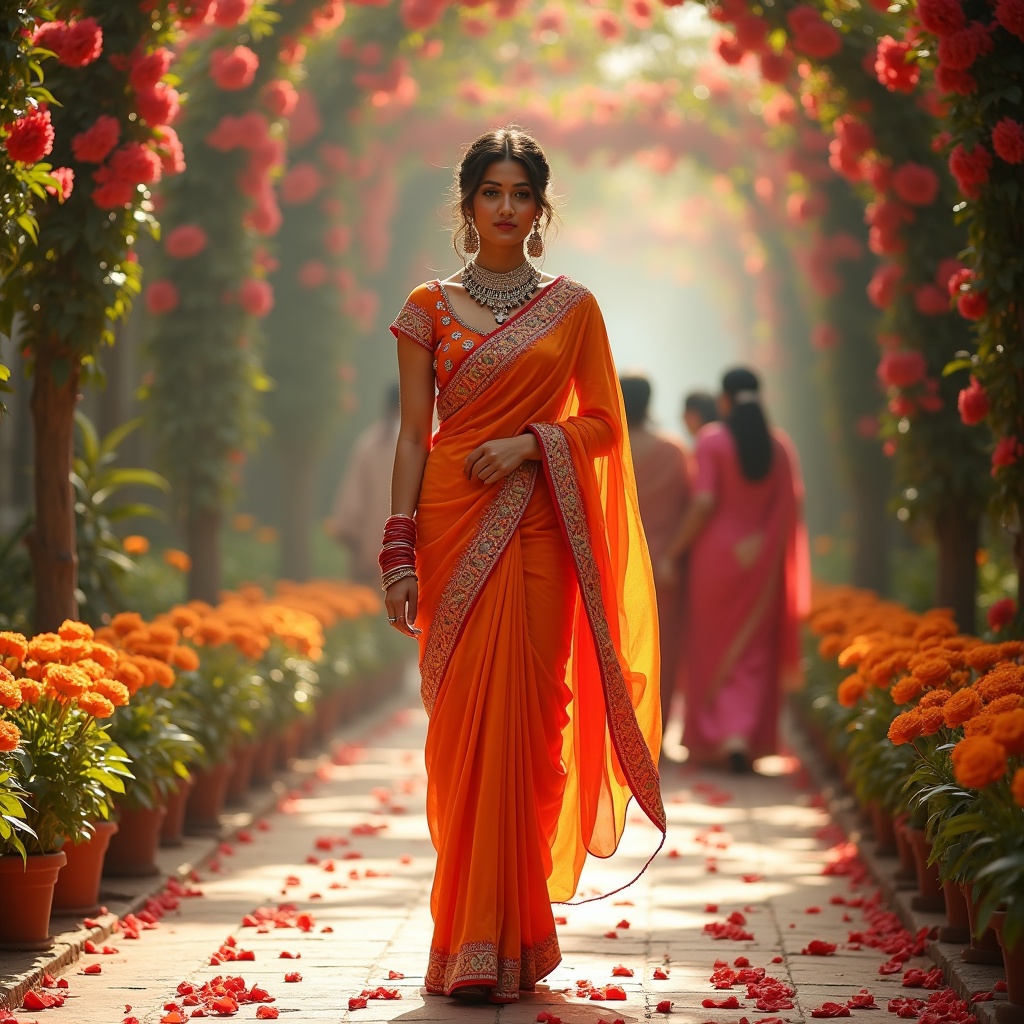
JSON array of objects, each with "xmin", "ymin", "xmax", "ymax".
[
  {"xmin": 463, "ymin": 219, "xmax": 479, "ymax": 255},
  {"xmin": 526, "ymin": 218, "xmax": 544, "ymax": 258}
]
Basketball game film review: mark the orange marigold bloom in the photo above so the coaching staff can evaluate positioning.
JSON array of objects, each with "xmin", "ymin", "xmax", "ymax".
[
  {"xmin": 948, "ymin": 670, "xmax": 972, "ymax": 690},
  {"xmin": 195, "ymin": 619, "xmax": 230, "ymax": 646},
  {"xmin": 919, "ymin": 689, "xmax": 952, "ymax": 709},
  {"xmin": 131, "ymin": 641, "xmax": 175, "ymax": 662},
  {"xmin": 976, "ymin": 665, "xmax": 1024, "ymax": 703},
  {"xmin": 888, "ymin": 710, "xmax": 923, "ymax": 745},
  {"xmin": 119, "ymin": 628, "xmax": 152, "ymax": 652},
  {"xmin": 818, "ymin": 634, "xmax": 845, "ymax": 659},
  {"xmin": 965, "ymin": 644, "xmax": 1007, "ymax": 674},
  {"xmin": 27, "ymin": 633, "xmax": 64, "ymax": 663},
  {"xmin": 167, "ymin": 606, "xmax": 202, "ymax": 633},
  {"xmin": 88, "ymin": 643, "xmax": 119, "ymax": 670},
  {"xmin": 91, "ymin": 678, "xmax": 131, "ymax": 707},
  {"xmin": 0, "ymin": 719, "xmax": 21, "ymax": 752},
  {"xmin": 78, "ymin": 692, "xmax": 115, "ymax": 719},
  {"xmin": 951, "ymin": 735, "xmax": 1008, "ymax": 789},
  {"xmin": 1013, "ymin": 767, "xmax": 1024, "ymax": 809},
  {"xmin": 93, "ymin": 626, "xmax": 119, "ymax": 646},
  {"xmin": 0, "ymin": 631, "xmax": 28, "ymax": 662},
  {"xmin": 43, "ymin": 664, "xmax": 91, "ymax": 699},
  {"xmin": 22, "ymin": 660, "xmax": 44, "ymax": 681},
  {"xmin": 909, "ymin": 654, "xmax": 951, "ymax": 687},
  {"xmin": 891, "ymin": 676, "xmax": 924, "ymax": 705},
  {"xmin": 148, "ymin": 623, "xmax": 180, "ymax": 646},
  {"xmin": 163, "ymin": 548, "xmax": 192, "ymax": 572},
  {"xmin": 148, "ymin": 659, "xmax": 175, "ymax": 688},
  {"xmin": 944, "ymin": 688, "xmax": 983, "ymax": 727},
  {"xmin": 986, "ymin": 694, "xmax": 1024, "ymax": 715},
  {"xmin": 997, "ymin": 640, "xmax": 1024, "ymax": 660},
  {"xmin": 74, "ymin": 658, "xmax": 106, "ymax": 681},
  {"xmin": 114, "ymin": 661, "xmax": 147, "ymax": 695},
  {"xmin": 964, "ymin": 713, "xmax": 996, "ymax": 737},
  {"xmin": 19, "ymin": 679, "xmax": 44, "ymax": 704},
  {"xmin": 837, "ymin": 674, "xmax": 868, "ymax": 708},
  {"xmin": 57, "ymin": 619, "xmax": 94, "ymax": 642},
  {"xmin": 59, "ymin": 639, "xmax": 92, "ymax": 663},
  {"xmin": 990, "ymin": 709, "xmax": 1024, "ymax": 756},
  {"xmin": 0, "ymin": 675, "xmax": 22, "ymax": 709},
  {"xmin": 171, "ymin": 646, "xmax": 200, "ymax": 672},
  {"xmin": 122, "ymin": 534, "xmax": 150, "ymax": 555},
  {"xmin": 111, "ymin": 611, "xmax": 145, "ymax": 636},
  {"xmin": 913, "ymin": 615, "xmax": 959, "ymax": 641},
  {"xmin": 918, "ymin": 706, "xmax": 946, "ymax": 736}
]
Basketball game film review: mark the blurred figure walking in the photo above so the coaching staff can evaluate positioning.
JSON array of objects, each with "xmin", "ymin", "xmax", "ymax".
[
  {"xmin": 620, "ymin": 374, "xmax": 692, "ymax": 754},
  {"xmin": 665, "ymin": 368, "xmax": 809, "ymax": 773},
  {"xmin": 327, "ymin": 383, "xmax": 400, "ymax": 585},
  {"xmin": 682, "ymin": 390, "xmax": 719, "ymax": 440}
]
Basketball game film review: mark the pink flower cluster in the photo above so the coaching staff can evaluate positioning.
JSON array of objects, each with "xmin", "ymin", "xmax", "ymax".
[
  {"xmin": 206, "ymin": 112, "xmax": 283, "ymax": 236},
  {"xmin": 4, "ymin": 106, "xmax": 54, "ymax": 165},
  {"xmin": 210, "ymin": 45, "xmax": 259, "ymax": 91},
  {"xmin": 33, "ymin": 18, "xmax": 103, "ymax": 68},
  {"xmin": 873, "ymin": 36, "xmax": 920, "ymax": 93},
  {"xmin": 787, "ymin": 5, "xmax": 842, "ymax": 58}
]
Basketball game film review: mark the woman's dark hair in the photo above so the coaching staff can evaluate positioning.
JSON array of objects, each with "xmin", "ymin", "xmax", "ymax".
[
  {"xmin": 683, "ymin": 391, "xmax": 719, "ymax": 428},
  {"xmin": 721, "ymin": 367, "xmax": 773, "ymax": 482},
  {"xmin": 452, "ymin": 126, "xmax": 554, "ymax": 257},
  {"xmin": 619, "ymin": 374, "xmax": 652, "ymax": 428}
]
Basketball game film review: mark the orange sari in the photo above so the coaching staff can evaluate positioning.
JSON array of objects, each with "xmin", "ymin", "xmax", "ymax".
[{"xmin": 390, "ymin": 277, "xmax": 665, "ymax": 1002}]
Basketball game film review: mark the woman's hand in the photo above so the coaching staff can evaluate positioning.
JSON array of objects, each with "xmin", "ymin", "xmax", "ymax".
[
  {"xmin": 385, "ymin": 577, "xmax": 422, "ymax": 638},
  {"xmin": 463, "ymin": 434, "xmax": 540, "ymax": 484}
]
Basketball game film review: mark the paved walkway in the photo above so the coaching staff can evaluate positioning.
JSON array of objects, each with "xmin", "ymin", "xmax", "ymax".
[{"xmin": 1, "ymin": 672, "xmax": 1009, "ymax": 1024}]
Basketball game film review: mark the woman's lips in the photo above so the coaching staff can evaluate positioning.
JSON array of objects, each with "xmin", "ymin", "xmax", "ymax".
[{"xmin": 494, "ymin": 222, "xmax": 516, "ymax": 230}]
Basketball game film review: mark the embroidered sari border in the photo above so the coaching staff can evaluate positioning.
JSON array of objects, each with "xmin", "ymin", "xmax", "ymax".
[
  {"xmin": 390, "ymin": 299, "xmax": 434, "ymax": 352},
  {"xmin": 436, "ymin": 277, "xmax": 590, "ymax": 423},
  {"xmin": 528, "ymin": 422, "xmax": 667, "ymax": 834},
  {"xmin": 419, "ymin": 461, "xmax": 539, "ymax": 715}
]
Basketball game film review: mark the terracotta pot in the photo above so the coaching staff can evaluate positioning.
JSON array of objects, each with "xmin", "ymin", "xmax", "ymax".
[
  {"xmin": 250, "ymin": 732, "xmax": 277, "ymax": 788},
  {"xmin": 905, "ymin": 827, "xmax": 945, "ymax": 913},
  {"xmin": 893, "ymin": 815, "xmax": 917, "ymax": 889},
  {"xmin": 275, "ymin": 720, "xmax": 303, "ymax": 769},
  {"xmin": 104, "ymin": 804, "xmax": 166, "ymax": 877},
  {"xmin": 961, "ymin": 882, "xmax": 1004, "ymax": 966},
  {"xmin": 160, "ymin": 777, "xmax": 193, "ymax": 848},
  {"xmin": 226, "ymin": 741, "xmax": 256, "ymax": 807},
  {"xmin": 0, "ymin": 851, "xmax": 67, "ymax": 950},
  {"xmin": 869, "ymin": 802, "xmax": 897, "ymax": 857},
  {"xmin": 52, "ymin": 820, "xmax": 118, "ymax": 917},
  {"xmin": 938, "ymin": 880, "xmax": 971, "ymax": 945},
  {"xmin": 991, "ymin": 911, "xmax": 1024, "ymax": 1018},
  {"xmin": 184, "ymin": 760, "xmax": 232, "ymax": 835}
]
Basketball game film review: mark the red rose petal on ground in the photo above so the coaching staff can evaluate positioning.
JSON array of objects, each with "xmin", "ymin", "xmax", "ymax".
[
  {"xmin": 611, "ymin": 965, "xmax": 633, "ymax": 977},
  {"xmin": 255, "ymin": 1009, "xmax": 279, "ymax": 1019},
  {"xmin": 388, "ymin": 971, "xmax": 404, "ymax": 980},
  {"xmin": 657, "ymin": 1001, "xmax": 673, "ymax": 1012},
  {"xmin": 811, "ymin": 1002, "xmax": 851, "ymax": 1017},
  {"xmin": 84, "ymin": 939, "xmax": 98, "ymax": 953},
  {"xmin": 653, "ymin": 967, "xmax": 670, "ymax": 980},
  {"xmin": 347, "ymin": 996, "xmax": 367, "ymax": 1010},
  {"xmin": 996, "ymin": 981, "xmax": 1008, "ymax": 992},
  {"xmin": 848, "ymin": 990, "xmax": 876, "ymax": 1008},
  {"xmin": 771, "ymin": 956, "xmax": 783, "ymax": 963},
  {"xmin": 555, "ymin": 915, "xmax": 568, "ymax": 925},
  {"xmin": 284, "ymin": 973, "xmax": 302, "ymax": 982},
  {"xmin": 616, "ymin": 919, "xmax": 630, "ymax": 929},
  {"xmin": 161, "ymin": 1014, "xmax": 185, "ymax": 1024},
  {"xmin": 879, "ymin": 959, "xmax": 903, "ymax": 975},
  {"xmin": 802, "ymin": 940, "xmax": 837, "ymax": 955},
  {"xmin": 704, "ymin": 904, "xmax": 719, "ymax": 913},
  {"xmin": 82, "ymin": 964, "xmax": 102, "ymax": 975},
  {"xmin": 742, "ymin": 874, "xmax": 763, "ymax": 883},
  {"xmin": 604, "ymin": 985, "xmax": 627, "ymax": 1000},
  {"xmin": 603, "ymin": 930, "xmax": 618, "ymax": 939},
  {"xmin": 806, "ymin": 906, "xmax": 822, "ymax": 914},
  {"xmin": 972, "ymin": 991, "xmax": 994, "ymax": 1002},
  {"xmin": 102, "ymin": 945, "xmax": 119, "ymax": 954},
  {"xmin": 703, "ymin": 996, "xmax": 741, "ymax": 1009}
]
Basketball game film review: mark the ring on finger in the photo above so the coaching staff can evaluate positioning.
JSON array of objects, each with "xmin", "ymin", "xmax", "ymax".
[{"xmin": 387, "ymin": 616, "xmax": 397, "ymax": 623}]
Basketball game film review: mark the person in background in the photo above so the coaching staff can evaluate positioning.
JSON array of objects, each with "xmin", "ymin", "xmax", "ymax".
[
  {"xmin": 620, "ymin": 373, "xmax": 692, "ymax": 755},
  {"xmin": 683, "ymin": 390, "xmax": 719, "ymax": 440},
  {"xmin": 664, "ymin": 367, "xmax": 810, "ymax": 773},
  {"xmin": 327, "ymin": 382, "xmax": 401, "ymax": 585}
]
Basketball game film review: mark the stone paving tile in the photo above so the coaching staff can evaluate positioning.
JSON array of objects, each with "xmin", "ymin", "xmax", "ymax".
[{"xmin": 1, "ymin": 678, "xmax": 1011, "ymax": 1024}]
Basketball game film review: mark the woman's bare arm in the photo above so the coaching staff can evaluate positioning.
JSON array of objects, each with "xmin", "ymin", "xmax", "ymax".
[{"xmin": 385, "ymin": 338, "xmax": 434, "ymax": 636}]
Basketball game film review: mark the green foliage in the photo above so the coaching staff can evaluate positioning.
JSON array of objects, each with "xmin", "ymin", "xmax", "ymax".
[{"xmin": 0, "ymin": 759, "xmax": 37, "ymax": 861}]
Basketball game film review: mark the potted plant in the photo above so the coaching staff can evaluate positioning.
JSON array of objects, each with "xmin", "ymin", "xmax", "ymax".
[{"xmin": 0, "ymin": 625, "xmax": 133, "ymax": 948}]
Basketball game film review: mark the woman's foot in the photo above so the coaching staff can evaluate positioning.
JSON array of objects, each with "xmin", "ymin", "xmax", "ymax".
[{"xmin": 450, "ymin": 984, "xmax": 491, "ymax": 1003}]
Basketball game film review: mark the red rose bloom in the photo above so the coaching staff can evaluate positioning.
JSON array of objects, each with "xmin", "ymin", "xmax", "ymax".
[
  {"xmin": 136, "ymin": 83, "xmax": 180, "ymax": 128},
  {"xmin": 793, "ymin": 21, "xmax": 842, "ymax": 58},
  {"xmin": 957, "ymin": 289, "xmax": 988, "ymax": 320},
  {"xmin": 401, "ymin": 0, "xmax": 448, "ymax": 32},
  {"xmin": 210, "ymin": 46, "xmax": 259, "ymax": 91},
  {"xmin": 995, "ymin": 0, "xmax": 1024, "ymax": 39},
  {"xmin": 91, "ymin": 178, "xmax": 135, "ymax": 209},
  {"xmin": 129, "ymin": 48, "xmax": 173, "ymax": 91},
  {"xmin": 892, "ymin": 162, "xmax": 940, "ymax": 205},
  {"xmin": 238, "ymin": 279, "xmax": 274, "ymax": 317},
  {"xmin": 35, "ymin": 18, "xmax": 103, "ymax": 68},
  {"xmin": 914, "ymin": 283, "xmax": 949, "ymax": 315},
  {"xmin": 834, "ymin": 114, "xmax": 874, "ymax": 156},
  {"xmin": 867, "ymin": 263, "xmax": 903, "ymax": 309},
  {"xmin": 917, "ymin": 0, "xmax": 967, "ymax": 35},
  {"xmin": 992, "ymin": 436, "xmax": 1024, "ymax": 475},
  {"xmin": 987, "ymin": 597, "xmax": 1018, "ymax": 632},
  {"xmin": 593, "ymin": 10, "xmax": 624, "ymax": 41},
  {"xmin": 734, "ymin": 12, "xmax": 769, "ymax": 50},
  {"xmin": 947, "ymin": 266, "xmax": 974, "ymax": 297},
  {"xmin": 714, "ymin": 33, "xmax": 745, "ymax": 65},
  {"xmin": 936, "ymin": 65, "xmax": 976, "ymax": 94},
  {"xmin": 874, "ymin": 36, "xmax": 921, "ymax": 92},
  {"xmin": 106, "ymin": 142, "xmax": 162, "ymax": 186},
  {"xmin": 214, "ymin": 0, "xmax": 253, "ymax": 26},
  {"xmin": 992, "ymin": 117, "xmax": 1024, "ymax": 164},
  {"xmin": 165, "ymin": 224, "xmax": 208, "ymax": 259},
  {"xmin": 948, "ymin": 142, "xmax": 992, "ymax": 199},
  {"xmin": 4, "ymin": 106, "xmax": 54, "ymax": 164},
  {"xmin": 759, "ymin": 50, "xmax": 792, "ymax": 83},
  {"xmin": 280, "ymin": 163, "xmax": 323, "ymax": 204},
  {"xmin": 262, "ymin": 79, "xmax": 298, "ymax": 117},
  {"xmin": 937, "ymin": 22, "xmax": 992, "ymax": 71},
  {"xmin": 45, "ymin": 166, "xmax": 74, "ymax": 202},
  {"xmin": 146, "ymin": 279, "xmax": 179, "ymax": 315},
  {"xmin": 71, "ymin": 114, "xmax": 120, "ymax": 163},
  {"xmin": 878, "ymin": 350, "xmax": 927, "ymax": 389},
  {"xmin": 153, "ymin": 126, "xmax": 185, "ymax": 175},
  {"xmin": 957, "ymin": 376, "xmax": 989, "ymax": 425}
]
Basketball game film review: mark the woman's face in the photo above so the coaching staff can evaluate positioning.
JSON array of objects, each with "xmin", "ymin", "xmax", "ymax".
[{"xmin": 469, "ymin": 159, "xmax": 540, "ymax": 251}]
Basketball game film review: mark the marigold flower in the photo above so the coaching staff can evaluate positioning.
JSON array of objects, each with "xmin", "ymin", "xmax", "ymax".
[
  {"xmin": 91, "ymin": 678, "xmax": 131, "ymax": 708},
  {"xmin": 917, "ymin": 706, "xmax": 946, "ymax": 736},
  {"xmin": 919, "ymin": 689, "xmax": 952, "ymax": 709},
  {"xmin": 27, "ymin": 633, "xmax": 65, "ymax": 663},
  {"xmin": 964, "ymin": 644, "xmax": 1005, "ymax": 674},
  {"xmin": 171, "ymin": 646, "xmax": 200, "ymax": 672},
  {"xmin": 60, "ymin": 639, "xmax": 92, "ymax": 663},
  {"xmin": 837, "ymin": 673, "xmax": 868, "ymax": 708},
  {"xmin": 195, "ymin": 619, "xmax": 230, "ymax": 646},
  {"xmin": 0, "ymin": 631, "xmax": 29, "ymax": 662},
  {"xmin": 818, "ymin": 634, "xmax": 845, "ymax": 659},
  {"xmin": 44, "ymin": 664, "xmax": 91, "ymax": 699},
  {"xmin": 0, "ymin": 675, "xmax": 22, "ymax": 709},
  {"xmin": 1012, "ymin": 768, "xmax": 1024, "ymax": 809},
  {"xmin": 132, "ymin": 641, "xmax": 175, "ymax": 662},
  {"xmin": 164, "ymin": 549, "xmax": 192, "ymax": 573},
  {"xmin": 951, "ymin": 735, "xmax": 1008, "ymax": 788},
  {"xmin": 990, "ymin": 709, "xmax": 1024, "ymax": 756},
  {"xmin": 891, "ymin": 676, "xmax": 924, "ymax": 705},
  {"xmin": 58, "ymin": 620, "xmax": 95, "ymax": 643},
  {"xmin": 986, "ymin": 694, "xmax": 1024, "ymax": 715},
  {"xmin": 943, "ymin": 688, "xmax": 983, "ymax": 727},
  {"xmin": 149, "ymin": 623, "xmax": 180, "ymax": 646},
  {"xmin": 888, "ymin": 710, "xmax": 923, "ymax": 745},
  {"xmin": 122, "ymin": 534, "xmax": 150, "ymax": 555},
  {"xmin": 964, "ymin": 713, "xmax": 996, "ymax": 737},
  {"xmin": 908, "ymin": 653, "xmax": 951, "ymax": 687},
  {"xmin": 19, "ymin": 679, "xmax": 44, "ymax": 704},
  {"xmin": 976, "ymin": 666, "xmax": 1024, "ymax": 703},
  {"xmin": 0, "ymin": 720, "xmax": 21, "ymax": 752},
  {"xmin": 113, "ymin": 661, "xmax": 146, "ymax": 695},
  {"xmin": 75, "ymin": 658, "xmax": 106, "ymax": 682},
  {"xmin": 111, "ymin": 611, "xmax": 145, "ymax": 636},
  {"xmin": 78, "ymin": 692, "xmax": 115, "ymax": 719},
  {"xmin": 151, "ymin": 660, "xmax": 175, "ymax": 688},
  {"xmin": 914, "ymin": 615, "xmax": 959, "ymax": 642},
  {"xmin": 88, "ymin": 643, "xmax": 119, "ymax": 670}
]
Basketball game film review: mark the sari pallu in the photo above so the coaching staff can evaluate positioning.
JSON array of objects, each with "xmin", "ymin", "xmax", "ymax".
[{"xmin": 390, "ymin": 277, "xmax": 665, "ymax": 1002}]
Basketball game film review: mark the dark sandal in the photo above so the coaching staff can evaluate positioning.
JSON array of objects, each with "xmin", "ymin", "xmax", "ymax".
[{"xmin": 450, "ymin": 984, "xmax": 491, "ymax": 1003}]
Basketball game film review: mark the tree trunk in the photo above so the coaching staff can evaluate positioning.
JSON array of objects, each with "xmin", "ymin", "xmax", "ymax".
[
  {"xmin": 935, "ymin": 505, "xmax": 980, "ymax": 633},
  {"xmin": 850, "ymin": 459, "xmax": 891, "ymax": 594},
  {"xmin": 277, "ymin": 444, "xmax": 316, "ymax": 583},
  {"xmin": 29, "ymin": 344, "xmax": 80, "ymax": 631},
  {"xmin": 186, "ymin": 505, "xmax": 221, "ymax": 603}
]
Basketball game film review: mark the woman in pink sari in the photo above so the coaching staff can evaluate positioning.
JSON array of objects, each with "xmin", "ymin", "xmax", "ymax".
[{"xmin": 665, "ymin": 368, "xmax": 809, "ymax": 772}]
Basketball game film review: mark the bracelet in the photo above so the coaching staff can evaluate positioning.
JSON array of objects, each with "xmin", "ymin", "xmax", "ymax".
[{"xmin": 381, "ymin": 567, "xmax": 417, "ymax": 591}]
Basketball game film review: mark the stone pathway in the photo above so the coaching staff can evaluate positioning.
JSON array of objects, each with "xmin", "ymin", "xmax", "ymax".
[{"xmin": 0, "ymin": 673, "xmax": 1009, "ymax": 1024}]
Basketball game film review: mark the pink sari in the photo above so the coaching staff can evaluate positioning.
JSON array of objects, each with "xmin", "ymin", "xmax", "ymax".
[{"xmin": 683, "ymin": 424, "xmax": 809, "ymax": 762}]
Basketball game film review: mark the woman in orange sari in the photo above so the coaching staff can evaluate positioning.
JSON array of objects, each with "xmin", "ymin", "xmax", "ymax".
[{"xmin": 382, "ymin": 128, "xmax": 665, "ymax": 1005}]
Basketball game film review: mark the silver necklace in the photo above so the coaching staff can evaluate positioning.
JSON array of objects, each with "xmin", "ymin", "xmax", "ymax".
[{"xmin": 462, "ymin": 259, "xmax": 541, "ymax": 325}]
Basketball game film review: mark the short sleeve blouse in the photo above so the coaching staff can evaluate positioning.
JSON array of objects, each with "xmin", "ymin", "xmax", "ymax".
[{"xmin": 389, "ymin": 281, "xmax": 488, "ymax": 389}]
